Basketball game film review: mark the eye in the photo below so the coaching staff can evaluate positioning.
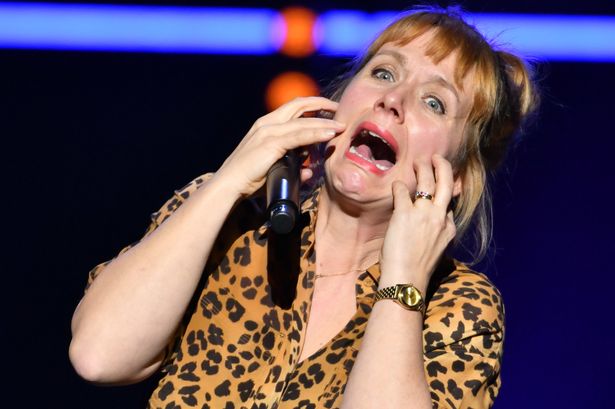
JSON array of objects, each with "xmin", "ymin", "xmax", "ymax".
[
  {"xmin": 425, "ymin": 96, "xmax": 446, "ymax": 115},
  {"xmin": 371, "ymin": 68, "xmax": 395, "ymax": 82}
]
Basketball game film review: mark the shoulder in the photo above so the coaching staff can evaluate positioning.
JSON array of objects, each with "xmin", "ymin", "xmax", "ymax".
[
  {"xmin": 424, "ymin": 259, "xmax": 504, "ymax": 354},
  {"xmin": 422, "ymin": 260, "xmax": 504, "ymax": 407},
  {"xmin": 85, "ymin": 173, "xmax": 215, "ymax": 289},
  {"xmin": 149, "ymin": 172, "xmax": 215, "ymax": 227}
]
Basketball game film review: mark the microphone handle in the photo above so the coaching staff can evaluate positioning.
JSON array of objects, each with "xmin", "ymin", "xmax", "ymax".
[{"xmin": 266, "ymin": 150, "xmax": 300, "ymax": 234}]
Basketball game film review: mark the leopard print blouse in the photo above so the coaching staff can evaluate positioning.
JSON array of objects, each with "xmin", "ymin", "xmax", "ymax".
[{"xmin": 86, "ymin": 174, "xmax": 504, "ymax": 409}]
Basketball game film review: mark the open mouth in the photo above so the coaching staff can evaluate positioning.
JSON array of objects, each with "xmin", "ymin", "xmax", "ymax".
[{"xmin": 348, "ymin": 128, "xmax": 397, "ymax": 171}]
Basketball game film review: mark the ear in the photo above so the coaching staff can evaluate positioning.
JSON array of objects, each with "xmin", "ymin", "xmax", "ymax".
[{"xmin": 452, "ymin": 175, "xmax": 463, "ymax": 198}]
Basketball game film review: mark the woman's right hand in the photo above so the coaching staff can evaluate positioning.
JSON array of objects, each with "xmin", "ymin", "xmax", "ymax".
[
  {"xmin": 215, "ymin": 97, "xmax": 345, "ymax": 198},
  {"xmin": 69, "ymin": 97, "xmax": 343, "ymax": 384}
]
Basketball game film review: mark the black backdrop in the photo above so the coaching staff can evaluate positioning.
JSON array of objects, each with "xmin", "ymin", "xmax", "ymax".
[{"xmin": 4, "ymin": 1, "xmax": 615, "ymax": 408}]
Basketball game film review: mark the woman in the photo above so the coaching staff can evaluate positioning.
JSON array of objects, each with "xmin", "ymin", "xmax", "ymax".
[{"xmin": 70, "ymin": 7, "xmax": 538, "ymax": 409}]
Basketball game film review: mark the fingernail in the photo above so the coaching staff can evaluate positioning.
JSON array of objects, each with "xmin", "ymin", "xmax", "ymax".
[
  {"xmin": 324, "ymin": 129, "xmax": 337, "ymax": 137},
  {"xmin": 316, "ymin": 109, "xmax": 335, "ymax": 119}
]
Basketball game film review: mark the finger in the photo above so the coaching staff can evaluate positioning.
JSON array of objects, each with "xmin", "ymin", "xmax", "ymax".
[
  {"xmin": 432, "ymin": 154, "xmax": 454, "ymax": 208},
  {"xmin": 300, "ymin": 168, "xmax": 314, "ymax": 183},
  {"xmin": 413, "ymin": 160, "xmax": 436, "ymax": 205},
  {"xmin": 392, "ymin": 180, "xmax": 412, "ymax": 210},
  {"xmin": 252, "ymin": 118, "xmax": 345, "ymax": 144},
  {"xmin": 289, "ymin": 117, "xmax": 346, "ymax": 129},
  {"xmin": 246, "ymin": 97, "xmax": 338, "ymax": 135},
  {"xmin": 299, "ymin": 108, "xmax": 336, "ymax": 121},
  {"xmin": 259, "ymin": 118, "xmax": 345, "ymax": 150},
  {"xmin": 268, "ymin": 97, "xmax": 340, "ymax": 122},
  {"xmin": 241, "ymin": 113, "xmax": 343, "ymax": 153}
]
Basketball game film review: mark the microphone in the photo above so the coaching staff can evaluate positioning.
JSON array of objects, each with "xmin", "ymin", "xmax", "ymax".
[
  {"xmin": 266, "ymin": 149, "xmax": 301, "ymax": 234},
  {"xmin": 265, "ymin": 110, "xmax": 333, "ymax": 234}
]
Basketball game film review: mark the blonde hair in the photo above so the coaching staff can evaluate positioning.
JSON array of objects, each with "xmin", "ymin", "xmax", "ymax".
[{"xmin": 325, "ymin": 6, "xmax": 539, "ymax": 263}]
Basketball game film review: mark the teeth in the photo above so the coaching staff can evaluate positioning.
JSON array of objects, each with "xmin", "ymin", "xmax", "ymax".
[
  {"xmin": 365, "ymin": 130, "xmax": 391, "ymax": 147},
  {"xmin": 349, "ymin": 145, "xmax": 367, "ymax": 159},
  {"xmin": 349, "ymin": 146, "xmax": 392, "ymax": 171}
]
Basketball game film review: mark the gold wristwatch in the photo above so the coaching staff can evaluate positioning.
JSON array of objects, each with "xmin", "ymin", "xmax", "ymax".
[{"xmin": 374, "ymin": 284, "xmax": 426, "ymax": 314}]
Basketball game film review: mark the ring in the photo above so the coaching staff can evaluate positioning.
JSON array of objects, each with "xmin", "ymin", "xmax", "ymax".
[{"xmin": 414, "ymin": 191, "xmax": 433, "ymax": 201}]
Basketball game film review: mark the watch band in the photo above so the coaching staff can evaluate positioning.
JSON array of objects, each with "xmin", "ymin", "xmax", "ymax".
[
  {"xmin": 374, "ymin": 285, "xmax": 400, "ymax": 300},
  {"xmin": 374, "ymin": 284, "xmax": 426, "ymax": 314}
]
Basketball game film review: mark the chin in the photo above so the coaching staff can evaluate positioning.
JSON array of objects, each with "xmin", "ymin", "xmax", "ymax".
[
  {"xmin": 325, "ymin": 158, "xmax": 364, "ymax": 192},
  {"xmin": 342, "ymin": 166, "xmax": 369, "ymax": 190},
  {"xmin": 325, "ymin": 164, "xmax": 390, "ymax": 206}
]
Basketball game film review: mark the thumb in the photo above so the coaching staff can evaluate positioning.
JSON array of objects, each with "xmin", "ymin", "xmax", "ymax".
[{"xmin": 300, "ymin": 168, "xmax": 314, "ymax": 184}]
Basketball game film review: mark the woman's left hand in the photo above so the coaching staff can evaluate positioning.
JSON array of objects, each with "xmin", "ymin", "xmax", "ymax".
[{"xmin": 379, "ymin": 154, "xmax": 458, "ymax": 293}]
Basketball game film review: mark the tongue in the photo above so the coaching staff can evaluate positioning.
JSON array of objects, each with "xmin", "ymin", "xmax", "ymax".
[
  {"xmin": 374, "ymin": 159, "xmax": 394, "ymax": 169},
  {"xmin": 354, "ymin": 144, "xmax": 394, "ymax": 170},
  {"xmin": 355, "ymin": 144, "xmax": 374, "ymax": 160}
]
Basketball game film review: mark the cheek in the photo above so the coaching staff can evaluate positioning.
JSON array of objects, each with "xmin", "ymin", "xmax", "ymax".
[
  {"xmin": 335, "ymin": 85, "xmax": 367, "ymax": 119},
  {"xmin": 407, "ymin": 129, "xmax": 450, "ymax": 162}
]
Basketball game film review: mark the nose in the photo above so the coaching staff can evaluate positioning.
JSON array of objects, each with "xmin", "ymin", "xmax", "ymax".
[{"xmin": 374, "ymin": 85, "xmax": 406, "ymax": 123}]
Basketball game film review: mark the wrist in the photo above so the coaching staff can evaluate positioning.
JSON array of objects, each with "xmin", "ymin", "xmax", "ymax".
[
  {"xmin": 205, "ymin": 171, "xmax": 246, "ymax": 203},
  {"xmin": 374, "ymin": 283, "xmax": 426, "ymax": 315},
  {"xmin": 378, "ymin": 267, "xmax": 429, "ymax": 294}
]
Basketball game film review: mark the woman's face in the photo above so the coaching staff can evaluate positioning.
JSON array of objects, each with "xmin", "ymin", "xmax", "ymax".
[{"xmin": 324, "ymin": 31, "xmax": 475, "ymax": 209}]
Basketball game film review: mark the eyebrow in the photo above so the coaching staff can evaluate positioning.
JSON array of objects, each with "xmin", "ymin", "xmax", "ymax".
[
  {"xmin": 426, "ymin": 76, "xmax": 460, "ymax": 103},
  {"xmin": 374, "ymin": 49, "xmax": 460, "ymax": 103},
  {"xmin": 375, "ymin": 49, "xmax": 407, "ymax": 66}
]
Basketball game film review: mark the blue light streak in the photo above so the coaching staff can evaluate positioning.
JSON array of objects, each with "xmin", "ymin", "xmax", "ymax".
[
  {"xmin": 469, "ymin": 13, "xmax": 615, "ymax": 62},
  {"xmin": 317, "ymin": 10, "xmax": 615, "ymax": 62},
  {"xmin": 0, "ymin": 2, "xmax": 283, "ymax": 54},
  {"xmin": 0, "ymin": 3, "xmax": 613, "ymax": 61}
]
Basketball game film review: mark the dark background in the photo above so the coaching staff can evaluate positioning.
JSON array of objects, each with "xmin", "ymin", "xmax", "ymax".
[{"xmin": 4, "ymin": 1, "xmax": 614, "ymax": 408}]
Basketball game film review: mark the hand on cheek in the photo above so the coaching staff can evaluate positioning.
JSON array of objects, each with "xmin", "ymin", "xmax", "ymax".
[{"xmin": 379, "ymin": 154, "xmax": 457, "ymax": 292}]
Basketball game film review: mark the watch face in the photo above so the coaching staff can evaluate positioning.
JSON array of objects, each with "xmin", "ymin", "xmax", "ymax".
[{"xmin": 400, "ymin": 287, "xmax": 421, "ymax": 307}]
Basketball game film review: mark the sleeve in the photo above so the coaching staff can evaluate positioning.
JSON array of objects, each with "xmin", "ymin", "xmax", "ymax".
[
  {"xmin": 423, "ymin": 267, "xmax": 505, "ymax": 409},
  {"xmin": 84, "ymin": 173, "xmax": 215, "ymax": 291},
  {"xmin": 82, "ymin": 172, "xmax": 215, "ymax": 367}
]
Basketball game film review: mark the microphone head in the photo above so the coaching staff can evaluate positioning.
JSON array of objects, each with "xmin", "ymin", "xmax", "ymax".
[{"xmin": 269, "ymin": 202, "xmax": 297, "ymax": 234}]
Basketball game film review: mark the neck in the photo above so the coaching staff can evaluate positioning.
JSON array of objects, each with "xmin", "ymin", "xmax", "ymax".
[{"xmin": 314, "ymin": 184, "xmax": 391, "ymax": 275}]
